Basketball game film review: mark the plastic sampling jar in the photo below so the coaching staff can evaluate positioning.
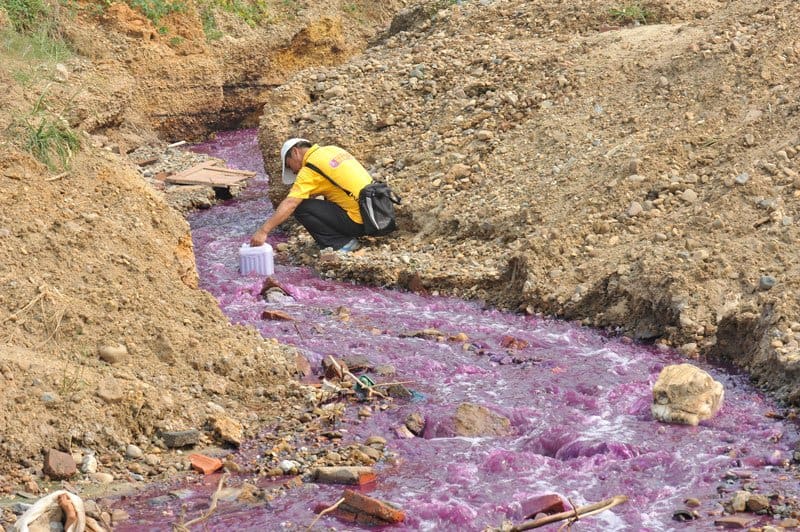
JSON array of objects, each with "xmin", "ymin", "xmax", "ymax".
[{"xmin": 239, "ymin": 243, "xmax": 274, "ymax": 275}]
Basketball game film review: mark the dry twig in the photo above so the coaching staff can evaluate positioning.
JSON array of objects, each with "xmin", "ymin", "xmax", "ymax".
[
  {"xmin": 306, "ymin": 496, "xmax": 345, "ymax": 530},
  {"xmin": 173, "ymin": 472, "xmax": 230, "ymax": 531},
  {"xmin": 509, "ymin": 495, "xmax": 628, "ymax": 531}
]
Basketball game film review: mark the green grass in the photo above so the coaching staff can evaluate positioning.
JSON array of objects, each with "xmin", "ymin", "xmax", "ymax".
[
  {"xmin": 609, "ymin": 4, "xmax": 654, "ymax": 25},
  {"xmin": 127, "ymin": 0, "xmax": 186, "ymax": 24},
  {"xmin": 199, "ymin": 4, "xmax": 223, "ymax": 40},
  {"xmin": 221, "ymin": 0, "xmax": 270, "ymax": 27},
  {"xmin": 0, "ymin": 0, "xmax": 50, "ymax": 32},
  {"xmin": 12, "ymin": 87, "xmax": 81, "ymax": 171}
]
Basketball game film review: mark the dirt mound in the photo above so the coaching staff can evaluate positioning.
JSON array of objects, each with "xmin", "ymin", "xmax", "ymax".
[{"xmin": 258, "ymin": 0, "xmax": 800, "ymax": 400}]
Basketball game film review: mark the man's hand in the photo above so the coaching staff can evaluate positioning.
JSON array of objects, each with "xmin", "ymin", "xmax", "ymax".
[{"xmin": 250, "ymin": 229, "xmax": 267, "ymax": 247}]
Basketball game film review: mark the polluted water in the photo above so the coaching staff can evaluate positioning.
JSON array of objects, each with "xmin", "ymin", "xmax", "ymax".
[{"xmin": 113, "ymin": 130, "xmax": 800, "ymax": 531}]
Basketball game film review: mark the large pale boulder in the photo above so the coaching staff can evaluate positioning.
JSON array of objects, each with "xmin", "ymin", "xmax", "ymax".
[{"xmin": 651, "ymin": 364, "xmax": 724, "ymax": 426}]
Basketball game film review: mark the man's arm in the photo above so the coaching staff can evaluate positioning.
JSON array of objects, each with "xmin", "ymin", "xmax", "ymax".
[{"xmin": 250, "ymin": 196, "xmax": 303, "ymax": 246}]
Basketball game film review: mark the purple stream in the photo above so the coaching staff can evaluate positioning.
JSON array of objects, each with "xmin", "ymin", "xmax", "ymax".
[{"xmin": 115, "ymin": 130, "xmax": 800, "ymax": 531}]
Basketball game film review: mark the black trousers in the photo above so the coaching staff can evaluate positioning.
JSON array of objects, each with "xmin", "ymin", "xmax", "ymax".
[{"xmin": 293, "ymin": 198, "xmax": 364, "ymax": 249}]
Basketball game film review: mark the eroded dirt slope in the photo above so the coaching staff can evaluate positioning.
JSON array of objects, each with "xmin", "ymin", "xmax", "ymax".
[
  {"xmin": 0, "ymin": 0, "xmax": 408, "ymax": 492},
  {"xmin": 259, "ymin": 0, "xmax": 800, "ymax": 400}
]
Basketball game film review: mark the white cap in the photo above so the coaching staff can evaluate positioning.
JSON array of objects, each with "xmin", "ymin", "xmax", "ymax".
[{"xmin": 281, "ymin": 138, "xmax": 310, "ymax": 184}]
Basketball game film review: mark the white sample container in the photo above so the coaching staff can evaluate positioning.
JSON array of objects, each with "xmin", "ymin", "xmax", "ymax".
[{"xmin": 239, "ymin": 243, "xmax": 274, "ymax": 275}]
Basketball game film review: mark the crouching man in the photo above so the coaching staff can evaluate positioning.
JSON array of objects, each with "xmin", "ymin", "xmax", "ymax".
[{"xmin": 250, "ymin": 138, "xmax": 371, "ymax": 252}]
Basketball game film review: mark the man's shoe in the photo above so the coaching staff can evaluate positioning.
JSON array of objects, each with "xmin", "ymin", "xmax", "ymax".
[{"xmin": 338, "ymin": 238, "xmax": 361, "ymax": 252}]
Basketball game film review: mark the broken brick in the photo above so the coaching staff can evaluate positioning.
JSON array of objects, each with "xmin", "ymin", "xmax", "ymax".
[
  {"xmin": 519, "ymin": 494, "xmax": 567, "ymax": 519},
  {"xmin": 313, "ymin": 466, "xmax": 377, "ymax": 486},
  {"xmin": 261, "ymin": 309, "xmax": 293, "ymax": 321},
  {"xmin": 188, "ymin": 453, "xmax": 223, "ymax": 475},
  {"xmin": 340, "ymin": 489, "xmax": 405, "ymax": 524}
]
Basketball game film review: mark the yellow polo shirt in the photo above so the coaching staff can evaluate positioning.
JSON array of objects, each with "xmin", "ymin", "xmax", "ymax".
[{"xmin": 288, "ymin": 144, "xmax": 373, "ymax": 224}]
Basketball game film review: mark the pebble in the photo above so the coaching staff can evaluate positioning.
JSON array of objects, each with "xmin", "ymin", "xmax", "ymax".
[
  {"xmin": 91, "ymin": 472, "xmax": 114, "ymax": 483},
  {"xmin": 759, "ymin": 275, "xmax": 776, "ymax": 291},
  {"xmin": 81, "ymin": 454, "xmax": 98, "ymax": 474},
  {"xmin": 734, "ymin": 172, "xmax": 750, "ymax": 185},
  {"xmin": 126, "ymin": 444, "xmax": 144, "ymax": 459},
  {"xmin": 279, "ymin": 460, "xmax": 300, "ymax": 474},
  {"xmin": 627, "ymin": 202, "xmax": 643, "ymax": 217}
]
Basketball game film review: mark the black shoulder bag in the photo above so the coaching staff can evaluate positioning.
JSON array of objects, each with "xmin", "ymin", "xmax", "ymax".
[{"xmin": 304, "ymin": 162, "xmax": 402, "ymax": 236}]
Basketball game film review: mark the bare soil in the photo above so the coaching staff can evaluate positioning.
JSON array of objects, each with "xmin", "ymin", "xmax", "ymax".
[
  {"xmin": 1, "ymin": 0, "xmax": 800, "ymax": 525},
  {"xmin": 259, "ymin": 0, "xmax": 800, "ymax": 404}
]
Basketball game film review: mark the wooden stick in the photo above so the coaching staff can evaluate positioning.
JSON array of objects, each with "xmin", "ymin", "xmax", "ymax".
[
  {"xmin": 173, "ymin": 472, "xmax": 229, "ymax": 531},
  {"xmin": 510, "ymin": 495, "xmax": 628, "ymax": 531},
  {"xmin": 307, "ymin": 497, "xmax": 345, "ymax": 530}
]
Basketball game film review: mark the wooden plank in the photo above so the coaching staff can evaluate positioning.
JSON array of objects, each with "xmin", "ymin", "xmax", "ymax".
[{"xmin": 165, "ymin": 162, "xmax": 255, "ymax": 187}]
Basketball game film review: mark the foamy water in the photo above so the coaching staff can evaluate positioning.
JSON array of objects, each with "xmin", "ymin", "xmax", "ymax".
[{"xmin": 114, "ymin": 130, "xmax": 799, "ymax": 531}]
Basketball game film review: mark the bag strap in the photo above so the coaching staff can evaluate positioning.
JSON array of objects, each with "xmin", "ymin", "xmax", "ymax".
[{"xmin": 304, "ymin": 162, "xmax": 359, "ymax": 199}]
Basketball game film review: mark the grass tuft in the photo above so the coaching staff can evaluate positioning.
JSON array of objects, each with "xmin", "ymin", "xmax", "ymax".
[
  {"xmin": 11, "ymin": 85, "xmax": 81, "ymax": 171},
  {"xmin": 609, "ymin": 3, "xmax": 654, "ymax": 25}
]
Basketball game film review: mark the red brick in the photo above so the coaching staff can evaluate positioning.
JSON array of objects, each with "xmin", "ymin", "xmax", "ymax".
[
  {"xmin": 188, "ymin": 453, "xmax": 223, "ymax": 475},
  {"xmin": 341, "ymin": 489, "xmax": 405, "ymax": 524}
]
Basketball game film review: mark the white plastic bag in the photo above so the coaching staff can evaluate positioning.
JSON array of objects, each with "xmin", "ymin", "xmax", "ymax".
[{"xmin": 13, "ymin": 490, "xmax": 86, "ymax": 532}]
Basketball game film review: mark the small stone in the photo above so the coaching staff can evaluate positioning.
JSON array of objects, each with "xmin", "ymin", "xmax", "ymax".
[
  {"xmin": 98, "ymin": 344, "xmax": 128, "ymax": 365},
  {"xmin": 405, "ymin": 412, "xmax": 425, "ymax": 435},
  {"xmin": 759, "ymin": 276, "xmax": 776, "ymax": 291},
  {"xmin": 126, "ymin": 444, "xmax": 143, "ymax": 459},
  {"xmin": 714, "ymin": 515, "xmax": 756, "ymax": 528},
  {"xmin": 96, "ymin": 377, "xmax": 124, "ymax": 404},
  {"xmin": 365, "ymin": 436, "xmax": 386, "ymax": 448},
  {"xmin": 684, "ymin": 498, "xmax": 701, "ymax": 508},
  {"xmin": 44, "ymin": 449, "xmax": 77, "ymax": 479},
  {"xmin": 209, "ymin": 416, "xmax": 244, "ymax": 447},
  {"xmin": 81, "ymin": 454, "xmax": 98, "ymax": 474},
  {"xmin": 279, "ymin": 460, "xmax": 299, "ymax": 474},
  {"xmin": 111, "ymin": 509, "xmax": 130, "ymax": 524},
  {"xmin": 627, "ymin": 202, "xmax": 643, "ymax": 217},
  {"xmin": 746, "ymin": 494, "xmax": 770, "ymax": 512},
  {"xmin": 681, "ymin": 189, "xmax": 698, "ymax": 203},
  {"xmin": 91, "ymin": 472, "xmax": 114, "ymax": 483},
  {"xmin": 160, "ymin": 430, "xmax": 200, "ymax": 449},
  {"xmin": 731, "ymin": 490, "xmax": 750, "ymax": 512}
]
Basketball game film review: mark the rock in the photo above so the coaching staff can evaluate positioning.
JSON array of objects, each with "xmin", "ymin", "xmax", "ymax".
[
  {"xmin": 279, "ymin": 460, "xmax": 299, "ymax": 474},
  {"xmin": 160, "ymin": 429, "xmax": 200, "ymax": 449},
  {"xmin": 731, "ymin": 490, "xmax": 750, "ymax": 512},
  {"xmin": 96, "ymin": 376, "xmax": 124, "ymax": 404},
  {"xmin": 714, "ymin": 515, "xmax": 756, "ymax": 528},
  {"xmin": 453, "ymin": 402, "xmax": 512, "ymax": 437},
  {"xmin": 627, "ymin": 202, "xmax": 643, "ymax": 217},
  {"xmin": 746, "ymin": 494, "xmax": 770, "ymax": 512},
  {"xmin": 97, "ymin": 344, "xmax": 128, "ymax": 365},
  {"xmin": 312, "ymin": 466, "xmax": 376, "ymax": 485},
  {"xmin": 759, "ymin": 275, "xmax": 776, "ymax": 291},
  {"xmin": 681, "ymin": 189, "xmax": 698, "ymax": 203},
  {"xmin": 405, "ymin": 412, "xmax": 425, "ymax": 435},
  {"xmin": 81, "ymin": 454, "xmax": 98, "ymax": 474},
  {"xmin": 43, "ymin": 449, "xmax": 76, "ymax": 479},
  {"xmin": 125, "ymin": 444, "xmax": 143, "ymax": 459},
  {"xmin": 209, "ymin": 416, "xmax": 244, "ymax": 447},
  {"xmin": 338, "ymin": 489, "xmax": 405, "ymax": 524},
  {"xmin": 651, "ymin": 364, "xmax": 724, "ymax": 426},
  {"xmin": 91, "ymin": 472, "xmax": 114, "ymax": 483}
]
